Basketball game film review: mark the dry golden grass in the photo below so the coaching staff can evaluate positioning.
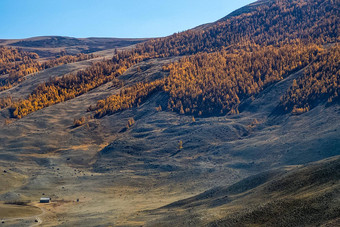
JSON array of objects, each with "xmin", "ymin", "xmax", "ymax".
[
  {"xmin": 0, "ymin": 171, "xmax": 26, "ymax": 194},
  {"xmin": 0, "ymin": 202, "xmax": 41, "ymax": 219}
]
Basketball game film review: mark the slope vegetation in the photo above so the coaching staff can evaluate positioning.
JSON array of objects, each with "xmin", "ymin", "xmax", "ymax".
[{"xmin": 0, "ymin": 46, "xmax": 95, "ymax": 93}]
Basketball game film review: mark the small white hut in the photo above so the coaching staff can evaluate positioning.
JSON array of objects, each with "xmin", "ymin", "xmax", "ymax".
[{"xmin": 40, "ymin": 197, "xmax": 51, "ymax": 203}]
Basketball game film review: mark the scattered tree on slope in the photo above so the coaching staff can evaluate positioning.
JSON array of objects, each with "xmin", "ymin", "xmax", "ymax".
[
  {"xmin": 10, "ymin": 51, "xmax": 146, "ymax": 118},
  {"xmin": 0, "ymin": 46, "xmax": 95, "ymax": 91},
  {"xmin": 92, "ymin": 80, "xmax": 164, "ymax": 118}
]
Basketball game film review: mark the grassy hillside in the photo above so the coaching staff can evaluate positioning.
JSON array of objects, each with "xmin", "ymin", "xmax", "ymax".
[{"xmin": 143, "ymin": 156, "xmax": 340, "ymax": 226}]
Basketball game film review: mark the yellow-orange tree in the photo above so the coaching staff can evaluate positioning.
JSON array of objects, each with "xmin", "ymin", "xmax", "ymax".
[
  {"xmin": 93, "ymin": 80, "xmax": 164, "ymax": 118},
  {"xmin": 0, "ymin": 46, "xmax": 95, "ymax": 91},
  {"xmin": 280, "ymin": 44, "xmax": 340, "ymax": 114},
  {"xmin": 91, "ymin": 41, "xmax": 323, "ymax": 117},
  {"xmin": 11, "ymin": 51, "xmax": 148, "ymax": 118},
  {"xmin": 134, "ymin": 0, "xmax": 338, "ymax": 58}
]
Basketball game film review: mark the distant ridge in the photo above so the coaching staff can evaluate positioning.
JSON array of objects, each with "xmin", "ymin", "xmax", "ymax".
[{"xmin": 0, "ymin": 36, "xmax": 150, "ymax": 57}]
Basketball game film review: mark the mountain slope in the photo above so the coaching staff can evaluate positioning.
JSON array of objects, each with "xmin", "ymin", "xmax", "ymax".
[
  {"xmin": 4, "ymin": 0, "xmax": 339, "ymax": 120},
  {"xmin": 0, "ymin": 0, "xmax": 339, "ymax": 226},
  {"xmin": 142, "ymin": 156, "xmax": 340, "ymax": 226},
  {"xmin": 136, "ymin": 0, "xmax": 338, "ymax": 57}
]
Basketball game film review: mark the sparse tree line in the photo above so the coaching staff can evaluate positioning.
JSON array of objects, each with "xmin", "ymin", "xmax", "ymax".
[
  {"xmin": 0, "ymin": 46, "xmax": 95, "ymax": 91},
  {"xmin": 10, "ymin": 51, "xmax": 148, "ymax": 118},
  {"xmin": 91, "ymin": 79, "xmax": 164, "ymax": 118}
]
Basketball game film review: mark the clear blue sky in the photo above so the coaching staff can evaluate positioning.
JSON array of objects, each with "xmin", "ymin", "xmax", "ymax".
[{"xmin": 1, "ymin": 0, "xmax": 255, "ymax": 39}]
